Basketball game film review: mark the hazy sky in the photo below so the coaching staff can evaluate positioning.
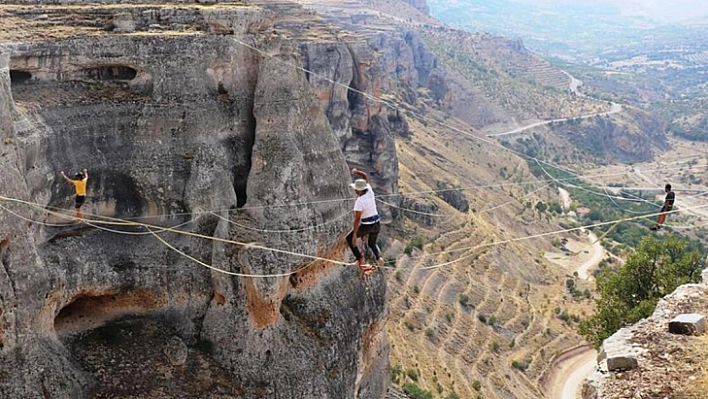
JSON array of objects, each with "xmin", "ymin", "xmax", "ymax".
[{"xmin": 528, "ymin": 0, "xmax": 708, "ymax": 22}]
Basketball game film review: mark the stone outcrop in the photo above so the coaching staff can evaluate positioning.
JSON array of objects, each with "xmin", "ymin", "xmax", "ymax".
[
  {"xmin": 436, "ymin": 181, "xmax": 470, "ymax": 212},
  {"xmin": 300, "ymin": 29, "xmax": 448, "ymax": 220},
  {"xmin": 0, "ymin": 2, "xmax": 391, "ymax": 398},
  {"xmin": 668, "ymin": 313, "xmax": 706, "ymax": 335},
  {"xmin": 582, "ymin": 271, "xmax": 708, "ymax": 398},
  {"xmin": 559, "ymin": 109, "xmax": 669, "ymax": 163},
  {"xmin": 397, "ymin": 197, "xmax": 439, "ymax": 226}
]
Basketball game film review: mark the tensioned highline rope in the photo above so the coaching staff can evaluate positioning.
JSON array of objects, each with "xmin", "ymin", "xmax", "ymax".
[{"xmin": 2, "ymin": 195, "xmax": 706, "ymax": 276}]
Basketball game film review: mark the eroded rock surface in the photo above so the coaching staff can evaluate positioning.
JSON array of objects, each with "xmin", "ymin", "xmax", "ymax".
[{"xmin": 0, "ymin": 2, "xmax": 396, "ymax": 398}]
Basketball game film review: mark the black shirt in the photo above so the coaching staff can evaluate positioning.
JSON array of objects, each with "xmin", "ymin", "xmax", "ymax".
[{"xmin": 665, "ymin": 191, "xmax": 675, "ymax": 207}]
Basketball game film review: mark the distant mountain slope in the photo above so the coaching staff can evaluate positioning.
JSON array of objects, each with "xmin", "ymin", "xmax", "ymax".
[
  {"xmin": 426, "ymin": 0, "xmax": 708, "ymax": 63},
  {"xmin": 427, "ymin": 0, "xmax": 648, "ymax": 57}
]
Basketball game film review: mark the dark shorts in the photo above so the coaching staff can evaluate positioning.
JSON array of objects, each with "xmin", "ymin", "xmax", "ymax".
[
  {"xmin": 75, "ymin": 195, "xmax": 86, "ymax": 209},
  {"xmin": 661, "ymin": 205, "xmax": 673, "ymax": 213}
]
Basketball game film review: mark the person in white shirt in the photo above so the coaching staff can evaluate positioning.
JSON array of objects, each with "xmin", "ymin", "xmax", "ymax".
[{"xmin": 347, "ymin": 168, "xmax": 385, "ymax": 275}]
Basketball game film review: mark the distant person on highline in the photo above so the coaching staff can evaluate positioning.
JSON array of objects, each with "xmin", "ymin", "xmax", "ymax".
[
  {"xmin": 651, "ymin": 184, "xmax": 675, "ymax": 231},
  {"xmin": 347, "ymin": 168, "xmax": 385, "ymax": 276},
  {"xmin": 59, "ymin": 169, "xmax": 88, "ymax": 220}
]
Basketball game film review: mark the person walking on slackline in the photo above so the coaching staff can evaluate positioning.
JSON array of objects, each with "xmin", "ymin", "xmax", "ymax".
[
  {"xmin": 347, "ymin": 168, "xmax": 385, "ymax": 277},
  {"xmin": 651, "ymin": 183, "xmax": 675, "ymax": 230},
  {"xmin": 59, "ymin": 169, "xmax": 88, "ymax": 221}
]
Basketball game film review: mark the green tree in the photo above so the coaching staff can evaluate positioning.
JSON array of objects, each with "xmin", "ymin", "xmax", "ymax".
[
  {"xmin": 535, "ymin": 201, "xmax": 548, "ymax": 213},
  {"xmin": 548, "ymin": 201, "xmax": 563, "ymax": 214},
  {"xmin": 402, "ymin": 383, "xmax": 433, "ymax": 399},
  {"xmin": 580, "ymin": 235, "xmax": 705, "ymax": 347}
]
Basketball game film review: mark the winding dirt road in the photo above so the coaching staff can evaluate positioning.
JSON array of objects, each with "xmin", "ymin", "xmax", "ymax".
[
  {"xmin": 576, "ymin": 231, "xmax": 603, "ymax": 281},
  {"xmin": 545, "ymin": 346, "xmax": 597, "ymax": 399},
  {"xmin": 544, "ymin": 187, "xmax": 604, "ymax": 398},
  {"xmin": 486, "ymin": 71, "xmax": 622, "ymax": 138}
]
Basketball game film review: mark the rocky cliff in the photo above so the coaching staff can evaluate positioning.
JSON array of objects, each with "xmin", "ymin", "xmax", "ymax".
[
  {"xmin": 582, "ymin": 267, "xmax": 708, "ymax": 398},
  {"xmin": 0, "ymin": 2, "xmax": 396, "ymax": 398},
  {"xmin": 300, "ymin": 28, "xmax": 448, "ymax": 218},
  {"xmin": 549, "ymin": 109, "xmax": 670, "ymax": 163}
]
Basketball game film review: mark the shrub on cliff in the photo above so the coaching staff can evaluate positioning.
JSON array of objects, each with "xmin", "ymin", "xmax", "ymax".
[
  {"xmin": 402, "ymin": 383, "xmax": 433, "ymax": 399},
  {"xmin": 579, "ymin": 235, "xmax": 706, "ymax": 348}
]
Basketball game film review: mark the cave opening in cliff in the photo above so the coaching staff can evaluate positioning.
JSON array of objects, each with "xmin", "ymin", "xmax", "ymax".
[
  {"xmin": 54, "ymin": 290, "xmax": 161, "ymax": 336},
  {"xmin": 84, "ymin": 65, "xmax": 138, "ymax": 81},
  {"xmin": 347, "ymin": 84, "xmax": 363, "ymax": 110},
  {"xmin": 9, "ymin": 70, "xmax": 32, "ymax": 84},
  {"xmin": 229, "ymin": 102, "xmax": 256, "ymax": 209}
]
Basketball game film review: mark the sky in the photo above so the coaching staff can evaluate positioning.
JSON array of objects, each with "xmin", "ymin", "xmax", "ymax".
[{"xmin": 526, "ymin": 0, "xmax": 708, "ymax": 22}]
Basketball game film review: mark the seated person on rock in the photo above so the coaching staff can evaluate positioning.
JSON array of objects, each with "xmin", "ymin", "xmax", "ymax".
[
  {"xmin": 347, "ymin": 168, "xmax": 385, "ymax": 276},
  {"xmin": 59, "ymin": 169, "xmax": 88, "ymax": 220}
]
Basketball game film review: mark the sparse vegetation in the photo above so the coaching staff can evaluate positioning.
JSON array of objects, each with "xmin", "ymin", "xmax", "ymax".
[
  {"xmin": 459, "ymin": 294, "xmax": 471, "ymax": 307},
  {"xmin": 405, "ymin": 236, "xmax": 426, "ymax": 255},
  {"xmin": 406, "ymin": 368, "xmax": 419, "ymax": 382},
  {"xmin": 491, "ymin": 342, "xmax": 501, "ymax": 353},
  {"xmin": 511, "ymin": 359, "xmax": 529, "ymax": 371},
  {"xmin": 402, "ymin": 382, "xmax": 433, "ymax": 399},
  {"xmin": 525, "ymin": 159, "xmax": 663, "ymax": 247},
  {"xmin": 565, "ymin": 278, "xmax": 585, "ymax": 299},
  {"xmin": 472, "ymin": 380, "xmax": 482, "ymax": 391},
  {"xmin": 425, "ymin": 328, "xmax": 434, "ymax": 338},
  {"xmin": 391, "ymin": 364, "xmax": 404, "ymax": 384},
  {"xmin": 534, "ymin": 201, "xmax": 548, "ymax": 213}
]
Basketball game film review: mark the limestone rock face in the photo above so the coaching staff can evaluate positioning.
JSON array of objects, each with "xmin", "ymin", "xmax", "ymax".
[
  {"xmin": 0, "ymin": 6, "xmax": 389, "ymax": 397},
  {"xmin": 300, "ymin": 30, "xmax": 447, "ymax": 220},
  {"xmin": 555, "ymin": 109, "xmax": 669, "ymax": 163},
  {"xmin": 301, "ymin": 39, "xmax": 404, "ymax": 209}
]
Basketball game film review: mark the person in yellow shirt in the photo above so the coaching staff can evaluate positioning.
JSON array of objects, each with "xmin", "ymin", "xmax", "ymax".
[{"xmin": 59, "ymin": 168, "xmax": 88, "ymax": 220}]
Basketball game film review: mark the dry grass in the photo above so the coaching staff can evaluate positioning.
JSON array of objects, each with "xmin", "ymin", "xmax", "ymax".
[{"xmin": 681, "ymin": 333, "xmax": 708, "ymax": 399}]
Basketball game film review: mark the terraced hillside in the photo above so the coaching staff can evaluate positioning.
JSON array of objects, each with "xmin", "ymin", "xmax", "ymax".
[
  {"xmin": 383, "ymin": 114, "xmax": 597, "ymax": 399},
  {"xmin": 294, "ymin": 1, "xmax": 669, "ymax": 398}
]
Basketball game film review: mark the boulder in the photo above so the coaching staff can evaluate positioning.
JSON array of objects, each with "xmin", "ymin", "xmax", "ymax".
[{"xmin": 668, "ymin": 313, "xmax": 706, "ymax": 336}]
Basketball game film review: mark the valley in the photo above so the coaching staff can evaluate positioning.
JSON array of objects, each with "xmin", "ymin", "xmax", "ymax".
[{"xmin": 0, "ymin": 1, "xmax": 706, "ymax": 399}]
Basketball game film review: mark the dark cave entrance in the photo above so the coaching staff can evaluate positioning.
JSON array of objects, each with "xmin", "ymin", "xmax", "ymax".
[
  {"xmin": 9, "ymin": 70, "xmax": 32, "ymax": 84},
  {"xmin": 83, "ymin": 65, "xmax": 138, "ymax": 81}
]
